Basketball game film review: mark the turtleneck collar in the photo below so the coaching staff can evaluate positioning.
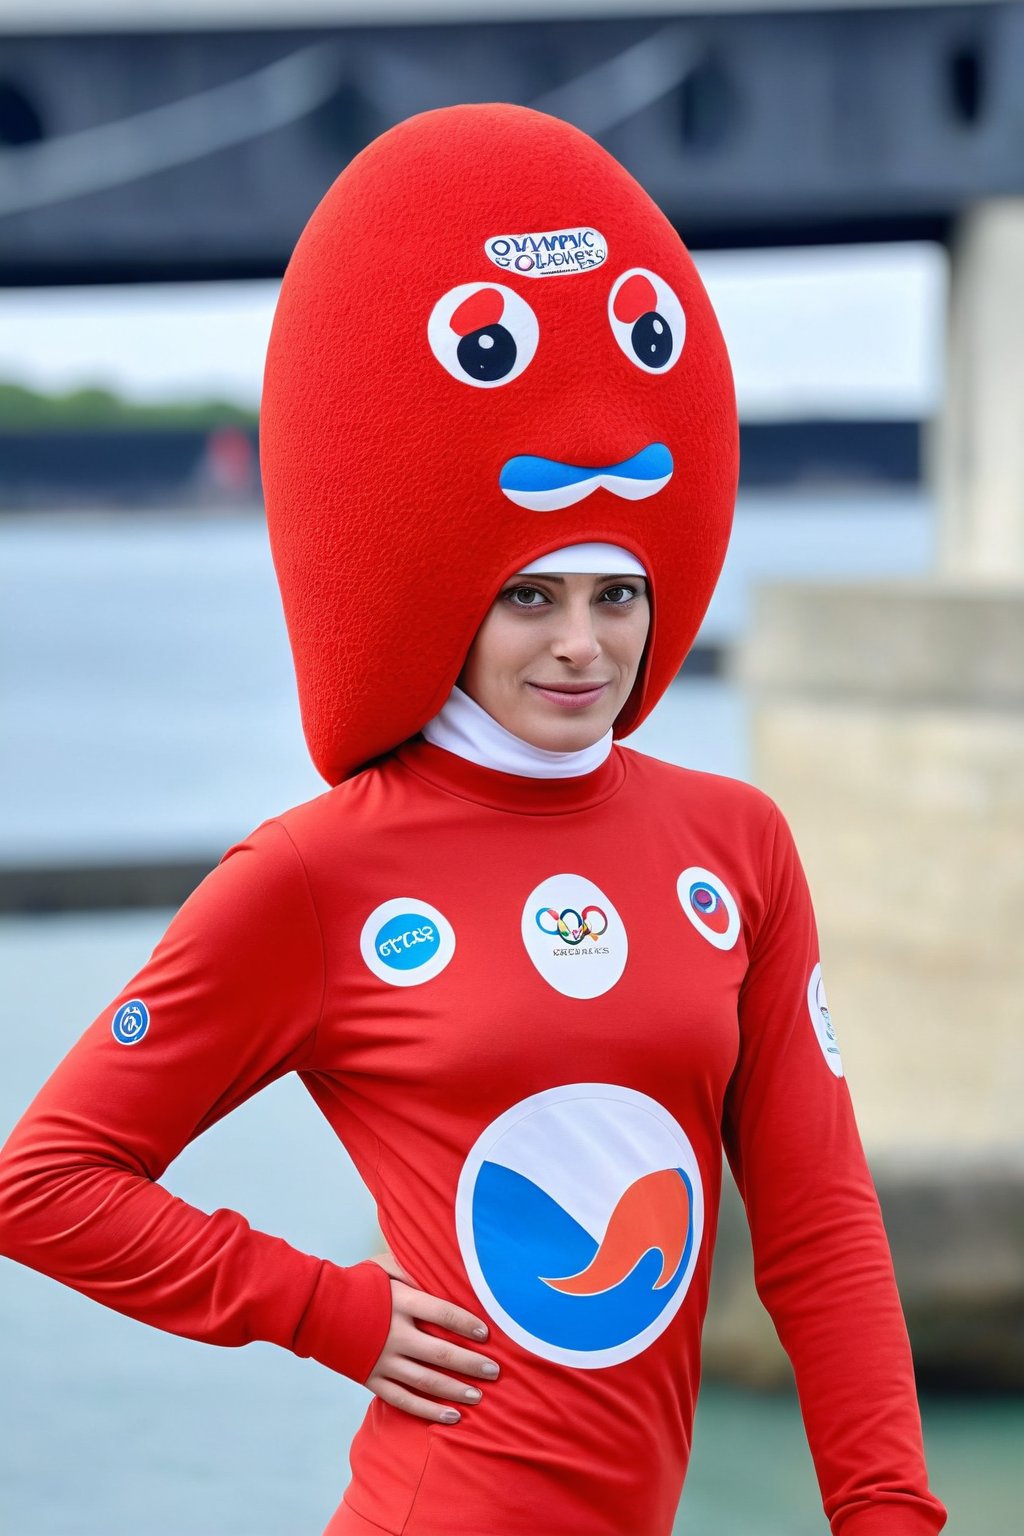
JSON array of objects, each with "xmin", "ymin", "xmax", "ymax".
[
  {"xmin": 421, "ymin": 684, "xmax": 613, "ymax": 779},
  {"xmin": 395, "ymin": 735, "xmax": 626, "ymax": 816}
]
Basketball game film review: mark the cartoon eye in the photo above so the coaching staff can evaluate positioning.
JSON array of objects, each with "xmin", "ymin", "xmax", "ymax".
[
  {"xmin": 427, "ymin": 282, "xmax": 539, "ymax": 389},
  {"xmin": 608, "ymin": 268, "xmax": 686, "ymax": 374},
  {"xmin": 690, "ymin": 884, "xmax": 720, "ymax": 915}
]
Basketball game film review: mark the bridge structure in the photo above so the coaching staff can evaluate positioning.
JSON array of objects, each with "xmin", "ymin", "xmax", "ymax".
[{"xmin": 0, "ymin": 0, "xmax": 1021, "ymax": 281}]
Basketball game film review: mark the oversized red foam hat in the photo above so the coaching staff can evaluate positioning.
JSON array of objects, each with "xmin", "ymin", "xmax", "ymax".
[{"xmin": 261, "ymin": 103, "xmax": 738, "ymax": 784}]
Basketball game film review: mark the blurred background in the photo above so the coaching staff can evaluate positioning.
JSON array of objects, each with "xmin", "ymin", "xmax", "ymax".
[{"xmin": 1, "ymin": 1, "xmax": 1022, "ymax": 1531}]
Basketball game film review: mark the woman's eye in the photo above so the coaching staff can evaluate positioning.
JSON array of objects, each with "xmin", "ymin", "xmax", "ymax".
[
  {"xmin": 505, "ymin": 585, "xmax": 547, "ymax": 608},
  {"xmin": 428, "ymin": 283, "xmax": 540, "ymax": 389},
  {"xmin": 607, "ymin": 269, "xmax": 686, "ymax": 374},
  {"xmin": 601, "ymin": 584, "xmax": 644, "ymax": 605}
]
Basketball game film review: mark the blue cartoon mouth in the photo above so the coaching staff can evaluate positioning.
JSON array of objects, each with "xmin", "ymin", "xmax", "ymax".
[{"xmin": 500, "ymin": 442, "xmax": 674, "ymax": 512}]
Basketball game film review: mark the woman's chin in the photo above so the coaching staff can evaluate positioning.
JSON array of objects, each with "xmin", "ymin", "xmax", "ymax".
[{"xmin": 515, "ymin": 709, "xmax": 611, "ymax": 754}]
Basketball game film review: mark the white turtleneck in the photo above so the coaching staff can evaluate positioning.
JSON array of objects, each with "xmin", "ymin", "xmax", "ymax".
[{"xmin": 422, "ymin": 685, "xmax": 612, "ymax": 779}]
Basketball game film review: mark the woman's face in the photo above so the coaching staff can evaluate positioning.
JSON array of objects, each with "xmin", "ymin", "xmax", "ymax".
[{"xmin": 458, "ymin": 572, "xmax": 651, "ymax": 752}]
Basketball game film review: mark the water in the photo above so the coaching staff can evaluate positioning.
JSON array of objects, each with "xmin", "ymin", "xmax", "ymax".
[
  {"xmin": 1, "ymin": 491, "xmax": 934, "ymax": 864},
  {"xmin": 5, "ymin": 497, "xmax": 1017, "ymax": 1531}
]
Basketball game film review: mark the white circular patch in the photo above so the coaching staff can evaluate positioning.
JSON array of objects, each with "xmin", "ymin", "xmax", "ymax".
[
  {"xmin": 676, "ymin": 866, "xmax": 741, "ymax": 951},
  {"xmin": 455, "ymin": 1082, "xmax": 704, "ymax": 1369},
  {"xmin": 359, "ymin": 898, "xmax": 455, "ymax": 988},
  {"xmin": 807, "ymin": 961, "xmax": 843, "ymax": 1077},
  {"xmin": 521, "ymin": 874, "xmax": 626, "ymax": 999}
]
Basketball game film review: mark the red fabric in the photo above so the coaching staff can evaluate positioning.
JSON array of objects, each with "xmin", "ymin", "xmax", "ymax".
[
  {"xmin": 0, "ymin": 820, "xmax": 392, "ymax": 1387},
  {"xmin": 839, "ymin": 1511, "xmax": 951, "ymax": 1536},
  {"xmin": 0, "ymin": 744, "xmax": 945, "ymax": 1535},
  {"xmin": 260, "ymin": 104, "xmax": 738, "ymax": 784}
]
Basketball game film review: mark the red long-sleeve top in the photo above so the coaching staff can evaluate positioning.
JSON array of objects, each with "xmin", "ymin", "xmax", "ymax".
[{"xmin": 0, "ymin": 740, "xmax": 946, "ymax": 1535}]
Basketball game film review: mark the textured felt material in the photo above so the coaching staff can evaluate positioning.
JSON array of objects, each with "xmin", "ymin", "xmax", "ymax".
[{"xmin": 261, "ymin": 104, "xmax": 738, "ymax": 784}]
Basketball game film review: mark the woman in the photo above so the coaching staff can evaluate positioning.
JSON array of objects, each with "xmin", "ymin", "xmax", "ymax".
[{"xmin": 0, "ymin": 106, "xmax": 944, "ymax": 1534}]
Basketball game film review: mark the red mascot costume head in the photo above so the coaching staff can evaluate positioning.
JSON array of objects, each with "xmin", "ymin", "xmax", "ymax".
[{"xmin": 261, "ymin": 103, "xmax": 738, "ymax": 784}]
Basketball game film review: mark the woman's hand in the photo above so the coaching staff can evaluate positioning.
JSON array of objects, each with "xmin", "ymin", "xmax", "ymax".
[{"xmin": 364, "ymin": 1247, "xmax": 501, "ymax": 1424}]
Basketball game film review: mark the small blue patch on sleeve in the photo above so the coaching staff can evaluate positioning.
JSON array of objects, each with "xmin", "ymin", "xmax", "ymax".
[{"xmin": 112, "ymin": 999, "xmax": 150, "ymax": 1046}]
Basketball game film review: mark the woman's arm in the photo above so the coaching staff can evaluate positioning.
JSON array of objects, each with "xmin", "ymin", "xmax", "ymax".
[
  {"xmin": 0, "ymin": 818, "xmax": 391, "ymax": 1386},
  {"xmin": 722, "ymin": 803, "xmax": 946, "ymax": 1536}
]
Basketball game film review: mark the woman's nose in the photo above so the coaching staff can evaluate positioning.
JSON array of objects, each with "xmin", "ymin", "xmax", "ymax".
[{"xmin": 551, "ymin": 603, "xmax": 601, "ymax": 667}]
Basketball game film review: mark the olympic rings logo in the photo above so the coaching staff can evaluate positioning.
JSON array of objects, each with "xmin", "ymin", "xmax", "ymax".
[{"xmin": 535, "ymin": 904, "xmax": 609, "ymax": 946}]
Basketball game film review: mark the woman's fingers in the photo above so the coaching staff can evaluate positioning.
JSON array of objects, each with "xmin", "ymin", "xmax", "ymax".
[
  {"xmin": 397, "ymin": 1279, "xmax": 491, "ymax": 1343},
  {"xmin": 362, "ymin": 1263, "xmax": 500, "ymax": 1424},
  {"xmin": 385, "ymin": 1354, "xmax": 488, "ymax": 1404},
  {"xmin": 367, "ymin": 1374, "xmax": 469, "ymax": 1425},
  {"xmin": 392, "ymin": 1318, "xmax": 500, "ymax": 1382}
]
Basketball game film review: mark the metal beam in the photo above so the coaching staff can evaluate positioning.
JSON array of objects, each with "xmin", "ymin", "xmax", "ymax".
[{"xmin": 1, "ymin": 4, "xmax": 1021, "ymax": 282}]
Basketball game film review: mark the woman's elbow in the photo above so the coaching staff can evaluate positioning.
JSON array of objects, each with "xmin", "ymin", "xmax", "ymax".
[
  {"xmin": 0, "ymin": 1145, "xmax": 34, "ymax": 1261},
  {"xmin": 0, "ymin": 1138, "xmax": 77, "ymax": 1266}
]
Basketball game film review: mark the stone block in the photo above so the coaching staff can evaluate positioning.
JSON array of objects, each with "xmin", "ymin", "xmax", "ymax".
[{"xmin": 719, "ymin": 575, "xmax": 1024, "ymax": 1387}]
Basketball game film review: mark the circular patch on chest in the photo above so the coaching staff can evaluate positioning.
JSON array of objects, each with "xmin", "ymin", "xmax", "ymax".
[
  {"xmin": 520, "ymin": 873, "xmax": 626, "ymax": 999},
  {"xmin": 359, "ymin": 897, "xmax": 456, "ymax": 987},
  {"xmin": 455, "ymin": 1082, "xmax": 704, "ymax": 1368},
  {"xmin": 676, "ymin": 866, "xmax": 741, "ymax": 951}
]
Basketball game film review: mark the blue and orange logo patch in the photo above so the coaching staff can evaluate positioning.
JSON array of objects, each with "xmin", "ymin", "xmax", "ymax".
[{"xmin": 456, "ymin": 1083, "xmax": 704, "ymax": 1368}]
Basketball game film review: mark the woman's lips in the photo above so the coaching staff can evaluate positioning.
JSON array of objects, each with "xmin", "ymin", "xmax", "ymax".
[{"xmin": 527, "ymin": 681, "xmax": 610, "ymax": 710}]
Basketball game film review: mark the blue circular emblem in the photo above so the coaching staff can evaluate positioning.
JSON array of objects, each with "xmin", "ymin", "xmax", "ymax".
[
  {"xmin": 359, "ymin": 898, "xmax": 455, "ymax": 988},
  {"xmin": 374, "ymin": 912, "xmax": 441, "ymax": 972},
  {"xmin": 112, "ymin": 999, "xmax": 149, "ymax": 1045},
  {"xmin": 456, "ymin": 1084, "xmax": 704, "ymax": 1368}
]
